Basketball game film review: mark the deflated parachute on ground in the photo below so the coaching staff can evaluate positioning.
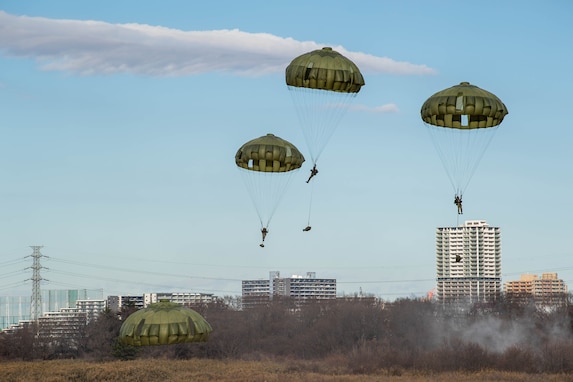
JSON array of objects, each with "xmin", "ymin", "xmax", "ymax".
[
  {"xmin": 420, "ymin": 81, "xmax": 508, "ymax": 198},
  {"xmin": 119, "ymin": 300, "xmax": 212, "ymax": 346},
  {"xmin": 235, "ymin": 133, "xmax": 304, "ymax": 246},
  {"xmin": 286, "ymin": 47, "xmax": 364, "ymax": 165}
]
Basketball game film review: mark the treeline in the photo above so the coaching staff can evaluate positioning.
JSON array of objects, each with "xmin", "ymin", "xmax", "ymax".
[{"xmin": 1, "ymin": 296, "xmax": 573, "ymax": 374}]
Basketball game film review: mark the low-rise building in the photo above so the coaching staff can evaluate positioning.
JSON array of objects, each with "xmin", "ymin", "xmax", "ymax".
[
  {"xmin": 37, "ymin": 308, "xmax": 87, "ymax": 348},
  {"xmin": 107, "ymin": 295, "xmax": 145, "ymax": 312},
  {"xmin": 75, "ymin": 299, "xmax": 106, "ymax": 323},
  {"xmin": 505, "ymin": 273, "xmax": 568, "ymax": 307},
  {"xmin": 109, "ymin": 292, "xmax": 218, "ymax": 312},
  {"xmin": 144, "ymin": 292, "xmax": 215, "ymax": 307}
]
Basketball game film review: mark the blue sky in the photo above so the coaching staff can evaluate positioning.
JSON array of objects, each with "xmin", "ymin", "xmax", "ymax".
[{"xmin": 0, "ymin": 1, "xmax": 572, "ymax": 301}]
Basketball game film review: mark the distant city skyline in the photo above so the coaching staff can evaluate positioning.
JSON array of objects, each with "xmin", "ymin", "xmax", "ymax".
[{"xmin": 3, "ymin": 267, "xmax": 569, "ymax": 332}]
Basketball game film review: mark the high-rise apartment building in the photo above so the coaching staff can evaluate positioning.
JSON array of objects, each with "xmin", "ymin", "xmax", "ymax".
[
  {"xmin": 436, "ymin": 220, "xmax": 501, "ymax": 303},
  {"xmin": 242, "ymin": 271, "xmax": 336, "ymax": 308}
]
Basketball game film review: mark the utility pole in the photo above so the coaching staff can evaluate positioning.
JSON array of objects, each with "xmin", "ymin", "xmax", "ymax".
[{"xmin": 26, "ymin": 246, "xmax": 48, "ymax": 321}]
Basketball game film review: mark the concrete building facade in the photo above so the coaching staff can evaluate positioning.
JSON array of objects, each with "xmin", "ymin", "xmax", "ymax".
[
  {"xmin": 436, "ymin": 220, "xmax": 501, "ymax": 303},
  {"xmin": 143, "ymin": 292, "xmax": 215, "ymax": 307},
  {"xmin": 505, "ymin": 273, "xmax": 568, "ymax": 307},
  {"xmin": 108, "ymin": 292, "xmax": 217, "ymax": 312},
  {"xmin": 242, "ymin": 271, "xmax": 336, "ymax": 308},
  {"xmin": 107, "ymin": 295, "xmax": 145, "ymax": 312},
  {"xmin": 75, "ymin": 299, "xmax": 106, "ymax": 323},
  {"xmin": 37, "ymin": 308, "xmax": 88, "ymax": 348}
]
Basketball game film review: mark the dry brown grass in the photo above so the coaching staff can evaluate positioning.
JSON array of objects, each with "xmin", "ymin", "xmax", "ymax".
[{"xmin": 0, "ymin": 359, "xmax": 572, "ymax": 382}]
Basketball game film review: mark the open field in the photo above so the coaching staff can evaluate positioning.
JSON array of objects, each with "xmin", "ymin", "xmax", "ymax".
[{"xmin": 0, "ymin": 359, "xmax": 572, "ymax": 382}]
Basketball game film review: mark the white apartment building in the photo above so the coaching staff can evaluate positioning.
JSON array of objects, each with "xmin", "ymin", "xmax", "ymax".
[
  {"xmin": 107, "ymin": 295, "xmax": 145, "ymax": 312},
  {"xmin": 75, "ymin": 299, "xmax": 106, "ymax": 323},
  {"xmin": 242, "ymin": 278, "xmax": 271, "ymax": 309},
  {"xmin": 143, "ymin": 292, "xmax": 173, "ymax": 306},
  {"xmin": 143, "ymin": 292, "xmax": 215, "ymax": 307},
  {"xmin": 37, "ymin": 308, "xmax": 88, "ymax": 347},
  {"xmin": 242, "ymin": 271, "xmax": 336, "ymax": 308},
  {"xmin": 436, "ymin": 220, "xmax": 501, "ymax": 303},
  {"xmin": 108, "ymin": 292, "xmax": 218, "ymax": 313}
]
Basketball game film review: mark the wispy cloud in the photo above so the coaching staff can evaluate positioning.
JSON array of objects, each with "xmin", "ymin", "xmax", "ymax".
[
  {"xmin": 0, "ymin": 11, "xmax": 436, "ymax": 78},
  {"xmin": 350, "ymin": 103, "xmax": 400, "ymax": 113}
]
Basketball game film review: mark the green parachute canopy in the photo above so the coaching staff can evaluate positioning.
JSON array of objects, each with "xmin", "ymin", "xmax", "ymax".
[
  {"xmin": 420, "ymin": 82, "xmax": 508, "ymax": 197},
  {"xmin": 421, "ymin": 81, "xmax": 508, "ymax": 129},
  {"xmin": 118, "ymin": 300, "xmax": 212, "ymax": 346},
  {"xmin": 285, "ymin": 47, "xmax": 365, "ymax": 93},
  {"xmin": 235, "ymin": 133, "xmax": 305, "ymax": 173},
  {"xmin": 286, "ymin": 47, "xmax": 365, "ymax": 165}
]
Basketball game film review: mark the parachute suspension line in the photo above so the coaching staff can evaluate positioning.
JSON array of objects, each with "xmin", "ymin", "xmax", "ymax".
[
  {"xmin": 426, "ymin": 124, "xmax": 499, "ymax": 197},
  {"xmin": 237, "ymin": 169, "xmax": 299, "ymax": 230},
  {"xmin": 301, "ymin": 177, "xmax": 314, "ymax": 233},
  {"xmin": 264, "ymin": 171, "xmax": 298, "ymax": 228},
  {"xmin": 460, "ymin": 126, "xmax": 499, "ymax": 193},
  {"xmin": 238, "ymin": 168, "xmax": 266, "ymax": 227},
  {"xmin": 307, "ymin": 180, "xmax": 314, "ymax": 226},
  {"xmin": 426, "ymin": 126, "xmax": 457, "ymax": 195},
  {"xmin": 288, "ymin": 86, "xmax": 357, "ymax": 164},
  {"xmin": 311, "ymin": 90, "xmax": 356, "ymax": 163}
]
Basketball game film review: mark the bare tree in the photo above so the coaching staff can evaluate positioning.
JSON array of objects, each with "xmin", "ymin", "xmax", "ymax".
[{"xmin": 81, "ymin": 308, "xmax": 123, "ymax": 361}]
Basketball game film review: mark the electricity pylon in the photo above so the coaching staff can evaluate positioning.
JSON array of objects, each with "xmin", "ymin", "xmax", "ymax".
[{"xmin": 26, "ymin": 246, "xmax": 48, "ymax": 321}]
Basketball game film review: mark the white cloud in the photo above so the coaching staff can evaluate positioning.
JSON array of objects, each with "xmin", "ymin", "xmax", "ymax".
[
  {"xmin": 351, "ymin": 103, "xmax": 400, "ymax": 113},
  {"xmin": 0, "ymin": 11, "xmax": 436, "ymax": 78}
]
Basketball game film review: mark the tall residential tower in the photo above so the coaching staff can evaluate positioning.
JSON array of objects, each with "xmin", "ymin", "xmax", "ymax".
[{"xmin": 436, "ymin": 220, "xmax": 501, "ymax": 303}]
